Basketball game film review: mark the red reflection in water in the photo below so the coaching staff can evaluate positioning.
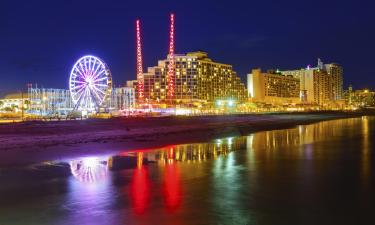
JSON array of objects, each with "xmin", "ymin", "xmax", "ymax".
[
  {"xmin": 130, "ymin": 153, "xmax": 151, "ymax": 215},
  {"xmin": 163, "ymin": 148, "xmax": 182, "ymax": 212}
]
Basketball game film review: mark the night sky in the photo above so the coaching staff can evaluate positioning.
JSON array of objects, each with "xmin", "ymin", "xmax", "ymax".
[{"xmin": 1, "ymin": 0, "xmax": 374, "ymax": 96}]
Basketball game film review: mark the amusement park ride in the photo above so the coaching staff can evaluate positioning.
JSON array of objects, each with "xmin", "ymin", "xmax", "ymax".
[
  {"xmin": 69, "ymin": 55, "xmax": 113, "ymax": 112},
  {"xmin": 68, "ymin": 13, "xmax": 175, "ymax": 113}
]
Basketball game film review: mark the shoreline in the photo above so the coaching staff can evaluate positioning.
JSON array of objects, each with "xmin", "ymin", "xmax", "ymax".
[{"xmin": 0, "ymin": 111, "xmax": 373, "ymax": 167}]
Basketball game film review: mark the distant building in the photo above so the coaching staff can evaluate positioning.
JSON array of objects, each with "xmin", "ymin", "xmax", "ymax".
[
  {"xmin": 28, "ymin": 88, "xmax": 73, "ymax": 115},
  {"xmin": 126, "ymin": 80, "xmax": 138, "ymax": 89},
  {"xmin": 0, "ymin": 93, "xmax": 28, "ymax": 112},
  {"xmin": 344, "ymin": 86, "xmax": 375, "ymax": 108},
  {"xmin": 110, "ymin": 87, "xmax": 136, "ymax": 110},
  {"xmin": 26, "ymin": 86, "xmax": 135, "ymax": 115},
  {"xmin": 247, "ymin": 69, "xmax": 300, "ymax": 104},
  {"xmin": 281, "ymin": 59, "xmax": 344, "ymax": 105},
  {"xmin": 324, "ymin": 63, "xmax": 344, "ymax": 101},
  {"xmin": 140, "ymin": 51, "xmax": 248, "ymax": 105}
]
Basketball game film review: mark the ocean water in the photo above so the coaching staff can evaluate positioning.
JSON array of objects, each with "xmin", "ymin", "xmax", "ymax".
[{"xmin": 0, "ymin": 116, "xmax": 374, "ymax": 225}]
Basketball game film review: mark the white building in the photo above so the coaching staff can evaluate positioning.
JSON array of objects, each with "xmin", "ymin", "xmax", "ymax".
[
  {"xmin": 281, "ymin": 59, "xmax": 344, "ymax": 105},
  {"xmin": 110, "ymin": 87, "xmax": 136, "ymax": 111}
]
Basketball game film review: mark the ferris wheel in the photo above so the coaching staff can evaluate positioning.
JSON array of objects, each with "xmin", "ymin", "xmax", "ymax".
[{"xmin": 69, "ymin": 55, "xmax": 112, "ymax": 110}]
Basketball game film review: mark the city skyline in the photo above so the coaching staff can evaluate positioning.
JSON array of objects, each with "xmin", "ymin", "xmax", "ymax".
[{"xmin": 2, "ymin": 0, "xmax": 375, "ymax": 97}]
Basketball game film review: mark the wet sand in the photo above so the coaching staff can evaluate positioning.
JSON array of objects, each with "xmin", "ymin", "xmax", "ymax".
[{"xmin": 0, "ymin": 112, "xmax": 373, "ymax": 166}]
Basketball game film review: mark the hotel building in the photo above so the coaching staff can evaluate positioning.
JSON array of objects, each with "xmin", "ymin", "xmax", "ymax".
[
  {"xmin": 140, "ymin": 51, "xmax": 248, "ymax": 105},
  {"xmin": 344, "ymin": 86, "xmax": 375, "ymax": 107},
  {"xmin": 247, "ymin": 69, "xmax": 300, "ymax": 104},
  {"xmin": 281, "ymin": 59, "xmax": 343, "ymax": 105}
]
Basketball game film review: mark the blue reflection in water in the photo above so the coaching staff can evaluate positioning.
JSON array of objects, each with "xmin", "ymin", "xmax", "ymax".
[{"xmin": 60, "ymin": 157, "xmax": 116, "ymax": 225}]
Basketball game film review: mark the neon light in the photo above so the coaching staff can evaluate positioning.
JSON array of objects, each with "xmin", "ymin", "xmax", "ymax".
[
  {"xmin": 136, "ymin": 20, "xmax": 144, "ymax": 100},
  {"xmin": 69, "ymin": 55, "xmax": 112, "ymax": 110},
  {"xmin": 167, "ymin": 13, "xmax": 175, "ymax": 99}
]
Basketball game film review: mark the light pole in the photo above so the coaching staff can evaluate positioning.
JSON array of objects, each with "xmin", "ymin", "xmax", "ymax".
[{"xmin": 21, "ymin": 91, "xmax": 24, "ymax": 121}]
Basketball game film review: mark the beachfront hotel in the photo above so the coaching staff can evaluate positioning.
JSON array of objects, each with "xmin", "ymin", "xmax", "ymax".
[
  {"xmin": 281, "ymin": 59, "xmax": 344, "ymax": 105},
  {"xmin": 138, "ymin": 51, "xmax": 248, "ymax": 105},
  {"xmin": 247, "ymin": 69, "xmax": 300, "ymax": 104}
]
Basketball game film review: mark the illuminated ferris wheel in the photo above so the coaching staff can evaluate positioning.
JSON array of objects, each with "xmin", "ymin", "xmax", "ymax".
[{"xmin": 69, "ymin": 55, "xmax": 112, "ymax": 111}]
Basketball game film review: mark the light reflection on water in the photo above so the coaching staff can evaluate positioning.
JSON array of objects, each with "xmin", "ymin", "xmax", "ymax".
[{"xmin": 0, "ymin": 116, "xmax": 374, "ymax": 225}]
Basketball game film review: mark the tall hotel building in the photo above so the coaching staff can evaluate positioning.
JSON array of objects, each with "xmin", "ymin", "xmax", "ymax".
[
  {"xmin": 281, "ymin": 59, "xmax": 343, "ymax": 105},
  {"xmin": 247, "ymin": 69, "xmax": 300, "ymax": 104},
  {"xmin": 141, "ymin": 51, "xmax": 248, "ymax": 104}
]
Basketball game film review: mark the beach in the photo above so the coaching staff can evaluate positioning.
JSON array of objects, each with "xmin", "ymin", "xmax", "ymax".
[{"xmin": 0, "ymin": 111, "xmax": 372, "ymax": 166}]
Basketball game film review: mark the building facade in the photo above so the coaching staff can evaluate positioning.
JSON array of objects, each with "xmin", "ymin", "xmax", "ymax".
[
  {"xmin": 141, "ymin": 51, "xmax": 248, "ymax": 105},
  {"xmin": 0, "ymin": 93, "xmax": 29, "ymax": 112},
  {"xmin": 281, "ymin": 59, "xmax": 343, "ymax": 105},
  {"xmin": 28, "ymin": 88, "xmax": 73, "ymax": 115},
  {"xmin": 110, "ymin": 87, "xmax": 136, "ymax": 110},
  {"xmin": 247, "ymin": 69, "xmax": 300, "ymax": 104},
  {"xmin": 344, "ymin": 86, "xmax": 375, "ymax": 108},
  {"xmin": 26, "ymin": 87, "xmax": 135, "ymax": 115},
  {"xmin": 324, "ymin": 63, "xmax": 344, "ymax": 101}
]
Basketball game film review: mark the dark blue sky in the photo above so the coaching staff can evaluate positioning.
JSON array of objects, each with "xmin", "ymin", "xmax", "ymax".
[{"xmin": 1, "ymin": 0, "xmax": 374, "ymax": 96}]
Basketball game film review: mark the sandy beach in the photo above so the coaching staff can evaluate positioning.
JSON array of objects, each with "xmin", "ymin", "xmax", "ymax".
[{"xmin": 0, "ymin": 111, "xmax": 373, "ymax": 166}]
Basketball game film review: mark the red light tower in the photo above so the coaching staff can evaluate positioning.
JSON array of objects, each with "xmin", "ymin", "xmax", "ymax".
[
  {"xmin": 167, "ymin": 13, "xmax": 175, "ymax": 100},
  {"xmin": 136, "ymin": 19, "xmax": 144, "ymax": 101}
]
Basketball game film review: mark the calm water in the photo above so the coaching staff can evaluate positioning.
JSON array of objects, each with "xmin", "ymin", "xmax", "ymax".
[{"xmin": 0, "ymin": 117, "xmax": 374, "ymax": 225}]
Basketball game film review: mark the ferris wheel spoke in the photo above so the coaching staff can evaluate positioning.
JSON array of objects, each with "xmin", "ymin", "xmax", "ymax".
[
  {"xmin": 79, "ymin": 63, "xmax": 87, "ymax": 79},
  {"xmin": 93, "ymin": 76, "xmax": 108, "ymax": 83},
  {"xmin": 71, "ymin": 73, "xmax": 84, "ymax": 80},
  {"xmin": 92, "ymin": 69, "xmax": 106, "ymax": 81},
  {"xmin": 91, "ymin": 88, "xmax": 103, "ymax": 104},
  {"xmin": 87, "ymin": 57, "xmax": 92, "ymax": 71},
  {"xmin": 74, "ymin": 67, "xmax": 85, "ymax": 79},
  {"xmin": 87, "ymin": 58, "xmax": 94, "ymax": 76},
  {"xmin": 83, "ymin": 88, "xmax": 91, "ymax": 108},
  {"xmin": 87, "ymin": 87, "xmax": 98, "ymax": 108},
  {"xmin": 92, "ymin": 85, "xmax": 106, "ymax": 95},
  {"xmin": 73, "ymin": 85, "xmax": 87, "ymax": 99},
  {"xmin": 71, "ymin": 84, "xmax": 86, "ymax": 91},
  {"xmin": 71, "ymin": 80, "xmax": 86, "ymax": 85},
  {"xmin": 92, "ymin": 87, "xmax": 106, "ymax": 103},
  {"xmin": 74, "ymin": 83, "xmax": 87, "ymax": 92},
  {"xmin": 94, "ymin": 84, "xmax": 108, "ymax": 89},
  {"xmin": 89, "ymin": 59, "xmax": 95, "ymax": 74},
  {"xmin": 92, "ymin": 60, "xmax": 101, "ymax": 76},
  {"xmin": 75, "ymin": 88, "xmax": 87, "ymax": 107},
  {"xmin": 92, "ymin": 87, "xmax": 105, "ymax": 98},
  {"xmin": 84, "ymin": 58, "xmax": 90, "ymax": 75}
]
